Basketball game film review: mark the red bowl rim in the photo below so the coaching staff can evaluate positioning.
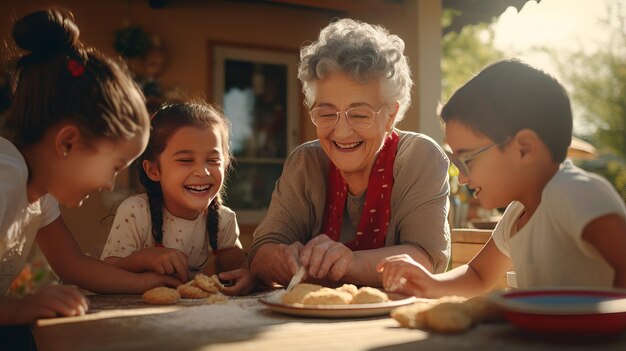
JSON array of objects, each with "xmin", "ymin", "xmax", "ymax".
[{"xmin": 488, "ymin": 287, "xmax": 626, "ymax": 315}]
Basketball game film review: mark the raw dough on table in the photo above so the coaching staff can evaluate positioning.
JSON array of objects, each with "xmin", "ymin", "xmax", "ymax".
[{"xmin": 391, "ymin": 295, "xmax": 501, "ymax": 333}]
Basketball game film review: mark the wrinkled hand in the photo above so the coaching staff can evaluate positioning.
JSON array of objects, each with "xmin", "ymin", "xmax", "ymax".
[
  {"xmin": 300, "ymin": 234, "xmax": 354, "ymax": 281},
  {"xmin": 133, "ymin": 247, "xmax": 189, "ymax": 282},
  {"xmin": 218, "ymin": 269, "xmax": 258, "ymax": 296},
  {"xmin": 376, "ymin": 254, "xmax": 435, "ymax": 297},
  {"xmin": 269, "ymin": 242, "xmax": 304, "ymax": 285},
  {"xmin": 15, "ymin": 285, "xmax": 89, "ymax": 324}
]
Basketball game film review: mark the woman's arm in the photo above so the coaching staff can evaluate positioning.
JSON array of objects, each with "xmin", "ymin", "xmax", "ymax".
[
  {"xmin": 249, "ymin": 144, "xmax": 325, "ymax": 285},
  {"xmin": 393, "ymin": 134, "xmax": 452, "ymax": 273},
  {"xmin": 250, "ymin": 242, "xmax": 304, "ymax": 286},
  {"xmin": 36, "ymin": 217, "xmax": 180, "ymax": 293}
]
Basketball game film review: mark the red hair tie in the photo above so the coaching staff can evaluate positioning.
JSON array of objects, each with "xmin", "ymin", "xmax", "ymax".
[{"xmin": 67, "ymin": 59, "xmax": 84, "ymax": 77}]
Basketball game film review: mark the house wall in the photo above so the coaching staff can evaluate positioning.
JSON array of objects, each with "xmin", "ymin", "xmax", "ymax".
[{"xmin": 0, "ymin": 0, "xmax": 442, "ymax": 255}]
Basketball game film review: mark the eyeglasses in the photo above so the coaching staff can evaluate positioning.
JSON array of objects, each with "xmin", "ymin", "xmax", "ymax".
[
  {"xmin": 446, "ymin": 140, "xmax": 510, "ymax": 177},
  {"xmin": 309, "ymin": 106, "xmax": 385, "ymax": 130}
]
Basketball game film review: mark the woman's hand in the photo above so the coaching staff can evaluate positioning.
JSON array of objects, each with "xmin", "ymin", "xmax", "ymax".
[
  {"xmin": 376, "ymin": 254, "xmax": 436, "ymax": 297},
  {"xmin": 300, "ymin": 234, "xmax": 354, "ymax": 282},
  {"xmin": 267, "ymin": 241, "xmax": 304, "ymax": 286},
  {"xmin": 250, "ymin": 242, "xmax": 305, "ymax": 286},
  {"xmin": 271, "ymin": 242, "xmax": 305, "ymax": 285},
  {"xmin": 218, "ymin": 269, "xmax": 258, "ymax": 296},
  {"xmin": 14, "ymin": 285, "xmax": 89, "ymax": 324}
]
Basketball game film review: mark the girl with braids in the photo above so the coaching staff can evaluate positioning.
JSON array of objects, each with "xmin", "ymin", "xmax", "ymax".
[
  {"xmin": 101, "ymin": 102, "xmax": 257, "ymax": 296},
  {"xmin": 0, "ymin": 9, "xmax": 180, "ymax": 327}
]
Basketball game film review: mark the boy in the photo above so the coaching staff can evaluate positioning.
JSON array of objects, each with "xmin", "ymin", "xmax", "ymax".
[{"xmin": 377, "ymin": 59, "xmax": 626, "ymax": 297}]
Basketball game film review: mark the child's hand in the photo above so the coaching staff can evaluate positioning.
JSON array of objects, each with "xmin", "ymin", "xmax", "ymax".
[
  {"xmin": 136, "ymin": 272, "xmax": 182, "ymax": 292},
  {"xmin": 376, "ymin": 254, "xmax": 435, "ymax": 297},
  {"xmin": 15, "ymin": 285, "xmax": 89, "ymax": 324},
  {"xmin": 218, "ymin": 269, "xmax": 258, "ymax": 296},
  {"xmin": 132, "ymin": 247, "xmax": 190, "ymax": 282}
]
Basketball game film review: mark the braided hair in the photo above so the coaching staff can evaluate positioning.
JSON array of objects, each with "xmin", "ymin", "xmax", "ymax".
[{"xmin": 138, "ymin": 102, "xmax": 231, "ymax": 251}]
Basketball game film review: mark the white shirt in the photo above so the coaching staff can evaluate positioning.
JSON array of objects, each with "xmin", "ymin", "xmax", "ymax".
[
  {"xmin": 493, "ymin": 160, "xmax": 626, "ymax": 288},
  {"xmin": 101, "ymin": 194, "xmax": 242, "ymax": 269},
  {"xmin": 0, "ymin": 137, "xmax": 60, "ymax": 294}
]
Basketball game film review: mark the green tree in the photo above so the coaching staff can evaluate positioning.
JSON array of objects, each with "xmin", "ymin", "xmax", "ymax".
[
  {"xmin": 544, "ymin": 5, "xmax": 626, "ymax": 201},
  {"xmin": 441, "ymin": 10, "xmax": 504, "ymax": 102}
]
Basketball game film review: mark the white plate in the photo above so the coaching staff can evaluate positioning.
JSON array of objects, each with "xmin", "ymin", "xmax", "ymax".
[{"xmin": 260, "ymin": 292, "xmax": 417, "ymax": 318}]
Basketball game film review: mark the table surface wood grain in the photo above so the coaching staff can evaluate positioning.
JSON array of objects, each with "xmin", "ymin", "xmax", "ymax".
[{"xmin": 32, "ymin": 293, "xmax": 626, "ymax": 351}]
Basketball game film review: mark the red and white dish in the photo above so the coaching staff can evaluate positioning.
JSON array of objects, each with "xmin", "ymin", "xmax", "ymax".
[{"xmin": 488, "ymin": 288, "xmax": 626, "ymax": 334}]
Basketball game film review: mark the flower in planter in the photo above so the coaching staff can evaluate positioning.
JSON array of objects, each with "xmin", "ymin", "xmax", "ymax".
[
  {"xmin": 8, "ymin": 259, "xmax": 58, "ymax": 297},
  {"xmin": 114, "ymin": 26, "xmax": 153, "ymax": 59}
]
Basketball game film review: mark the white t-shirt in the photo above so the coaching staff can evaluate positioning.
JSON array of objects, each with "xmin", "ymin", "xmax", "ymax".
[
  {"xmin": 101, "ymin": 194, "xmax": 242, "ymax": 269},
  {"xmin": 493, "ymin": 160, "xmax": 626, "ymax": 288},
  {"xmin": 0, "ymin": 137, "xmax": 60, "ymax": 294}
]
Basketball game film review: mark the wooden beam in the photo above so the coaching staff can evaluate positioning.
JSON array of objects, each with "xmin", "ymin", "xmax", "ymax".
[{"xmin": 264, "ymin": 0, "xmax": 403, "ymax": 13}]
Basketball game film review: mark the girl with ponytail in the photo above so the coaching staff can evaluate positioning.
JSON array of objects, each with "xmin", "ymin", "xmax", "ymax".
[
  {"xmin": 1, "ymin": 8, "xmax": 179, "ymax": 328},
  {"xmin": 101, "ymin": 102, "xmax": 256, "ymax": 296}
]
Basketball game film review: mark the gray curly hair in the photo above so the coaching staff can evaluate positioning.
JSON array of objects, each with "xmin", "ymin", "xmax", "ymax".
[{"xmin": 298, "ymin": 18, "xmax": 413, "ymax": 124}]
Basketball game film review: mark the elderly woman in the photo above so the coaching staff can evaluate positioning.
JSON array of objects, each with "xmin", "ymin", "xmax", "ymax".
[{"xmin": 249, "ymin": 18, "xmax": 450, "ymax": 288}]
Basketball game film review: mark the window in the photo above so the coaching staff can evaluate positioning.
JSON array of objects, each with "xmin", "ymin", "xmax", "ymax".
[{"xmin": 209, "ymin": 43, "xmax": 300, "ymax": 223}]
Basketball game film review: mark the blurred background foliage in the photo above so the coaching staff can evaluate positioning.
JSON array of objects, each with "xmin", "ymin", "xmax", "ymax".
[{"xmin": 441, "ymin": 7, "xmax": 626, "ymax": 203}]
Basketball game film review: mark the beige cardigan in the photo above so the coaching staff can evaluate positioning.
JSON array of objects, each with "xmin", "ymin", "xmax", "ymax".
[{"xmin": 249, "ymin": 130, "xmax": 451, "ymax": 273}]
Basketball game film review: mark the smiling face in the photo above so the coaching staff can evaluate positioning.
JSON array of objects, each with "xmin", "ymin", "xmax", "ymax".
[
  {"xmin": 445, "ymin": 120, "xmax": 520, "ymax": 209},
  {"xmin": 313, "ymin": 71, "xmax": 396, "ymax": 184},
  {"xmin": 50, "ymin": 132, "xmax": 148, "ymax": 208},
  {"xmin": 144, "ymin": 125, "xmax": 224, "ymax": 220}
]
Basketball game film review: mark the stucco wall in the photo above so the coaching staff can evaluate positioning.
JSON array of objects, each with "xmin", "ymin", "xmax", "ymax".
[{"xmin": 0, "ymin": 0, "xmax": 442, "ymax": 254}]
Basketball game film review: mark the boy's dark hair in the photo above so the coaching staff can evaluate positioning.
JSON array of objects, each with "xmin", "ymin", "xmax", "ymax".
[
  {"xmin": 139, "ymin": 102, "xmax": 231, "ymax": 253},
  {"xmin": 440, "ymin": 59, "xmax": 572, "ymax": 163},
  {"xmin": 7, "ymin": 9, "xmax": 148, "ymax": 147}
]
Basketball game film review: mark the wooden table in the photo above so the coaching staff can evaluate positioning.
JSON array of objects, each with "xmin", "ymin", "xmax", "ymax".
[{"xmin": 33, "ymin": 293, "xmax": 626, "ymax": 351}]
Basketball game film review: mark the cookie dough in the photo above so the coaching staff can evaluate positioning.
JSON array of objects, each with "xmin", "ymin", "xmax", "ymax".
[
  {"xmin": 282, "ymin": 283, "xmax": 323, "ymax": 304},
  {"xmin": 301, "ymin": 288, "xmax": 353, "ymax": 305},
  {"xmin": 194, "ymin": 273, "xmax": 222, "ymax": 293},
  {"xmin": 142, "ymin": 286, "xmax": 180, "ymax": 305},
  {"xmin": 390, "ymin": 295, "xmax": 500, "ymax": 333},
  {"xmin": 351, "ymin": 287, "xmax": 389, "ymax": 304}
]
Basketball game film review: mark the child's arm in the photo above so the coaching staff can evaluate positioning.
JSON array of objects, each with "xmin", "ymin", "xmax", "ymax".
[
  {"xmin": 0, "ymin": 285, "xmax": 88, "ymax": 325},
  {"xmin": 212, "ymin": 247, "xmax": 257, "ymax": 296},
  {"xmin": 36, "ymin": 217, "xmax": 181, "ymax": 294},
  {"xmin": 581, "ymin": 214, "xmax": 626, "ymax": 288},
  {"xmin": 377, "ymin": 238, "xmax": 512, "ymax": 298},
  {"xmin": 103, "ymin": 248, "xmax": 190, "ymax": 283}
]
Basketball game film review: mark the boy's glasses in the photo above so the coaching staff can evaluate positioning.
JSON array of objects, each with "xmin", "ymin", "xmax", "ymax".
[
  {"xmin": 310, "ymin": 106, "xmax": 385, "ymax": 130},
  {"xmin": 446, "ymin": 140, "xmax": 510, "ymax": 177}
]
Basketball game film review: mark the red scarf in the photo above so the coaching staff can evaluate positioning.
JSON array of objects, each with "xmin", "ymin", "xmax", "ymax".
[{"xmin": 321, "ymin": 131, "xmax": 399, "ymax": 251}]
